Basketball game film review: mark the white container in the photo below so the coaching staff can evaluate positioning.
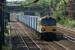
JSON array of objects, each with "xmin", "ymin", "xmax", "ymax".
[{"xmin": 17, "ymin": 15, "xmax": 42, "ymax": 33}]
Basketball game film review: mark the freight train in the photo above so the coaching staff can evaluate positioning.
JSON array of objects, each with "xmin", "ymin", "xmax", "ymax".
[{"xmin": 16, "ymin": 15, "xmax": 59, "ymax": 40}]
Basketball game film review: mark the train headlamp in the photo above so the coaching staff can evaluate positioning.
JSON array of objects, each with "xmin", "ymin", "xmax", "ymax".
[
  {"xmin": 41, "ymin": 28, "xmax": 45, "ymax": 31},
  {"xmin": 53, "ymin": 29, "xmax": 56, "ymax": 31}
]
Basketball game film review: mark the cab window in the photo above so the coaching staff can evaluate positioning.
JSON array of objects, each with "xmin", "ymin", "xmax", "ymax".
[{"xmin": 41, "ymin": 18, "xmax": 56, "ymax": 26}]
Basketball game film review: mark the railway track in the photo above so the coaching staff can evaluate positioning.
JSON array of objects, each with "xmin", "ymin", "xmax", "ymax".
[
  {"xmin": 17, "ymin": 23, "xmax": 57, "ymax": 50},
  {"xmin": 11, "ymin": 29, "xmax": 29, "ymax": 50},
  {"xmin": 57, "ymin": 24, "xmax": 75, "ymax": 42},
  {"xmin": 10, "ymin": 20, "xmax": 75, "ymax": 50},
  {"xmin": 55, "ymin": 40, "xmax": 75, "ymax": 50},
  {"xmin": 11, "ymin": 24, "xmax": 28, "ymax": 50},
  {"xmin": 11, "ymin": 22, "xmax": 41, "ymax": 50},
  {"xmin": 17, "ymin": 22, "xmax": 72, "ymax": 50},
  {"xmin": 48, "ymin": 41, "xmax": 70, "ymax": 50}
]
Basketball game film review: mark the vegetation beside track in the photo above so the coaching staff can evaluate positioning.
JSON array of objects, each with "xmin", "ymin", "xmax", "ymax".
[
  {"xmin": 2, "ymin": 45, "xmax": 11, "ymax": 50},
  {"xmin": 58, "ymin": 17, "xmax": 75, "ymax": 28},
  {"xmin": 2, "ymin": 24, "xmax": 11, "ymax": 50}
]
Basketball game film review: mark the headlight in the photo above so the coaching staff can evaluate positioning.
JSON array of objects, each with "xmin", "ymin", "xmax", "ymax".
[
  {"xmin": 41, "ymin": 28, "xmax": 45, "ymax": 31},
  {"xmin": 53, "ymin": 29, "xmax": 56, "ymax": 31}
]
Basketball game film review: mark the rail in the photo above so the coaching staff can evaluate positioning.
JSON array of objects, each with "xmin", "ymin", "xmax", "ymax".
[
  {"xmin": 57, "ymin": 24, "xmax": 75, "ymax": 42},
  {"xmin": 57, "ymin": 24, "xmax": 75, "ymax": 34},
  {"xmin": 15, "ymin": 22, "xmax": 41, "ymax": 50}
]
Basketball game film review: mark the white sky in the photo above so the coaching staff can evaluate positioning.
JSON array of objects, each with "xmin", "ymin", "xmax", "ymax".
[{"xmin": 6, "ymin": 0, "xmax": 26, "ymax": 2}]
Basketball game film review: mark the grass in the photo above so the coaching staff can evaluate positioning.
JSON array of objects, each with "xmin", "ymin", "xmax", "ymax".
[
  {"xmin": 58, "ymin": 17, "xmax": 75, "ymax": 28},
  {"xmin": 2, "ymin": 45, "xmax": 11, "ymax": 50},
  {"xmin": 2, "ymin": 25, "xmax": 11, "ymax": 50}
]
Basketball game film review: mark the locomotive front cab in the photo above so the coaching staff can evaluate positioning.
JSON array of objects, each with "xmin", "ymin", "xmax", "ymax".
[
  {"xmin": 40, "ymin": 17, "xmax": 57, "ymax": 40},
  {"xmin": 41, "ymin": 17, "xmax": 56, "ymax": 32}
]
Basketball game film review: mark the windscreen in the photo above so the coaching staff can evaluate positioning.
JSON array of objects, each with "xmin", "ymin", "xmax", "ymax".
[{"xmin": 41, "ymin": 18, "xmax": 56, "ymax": 26}]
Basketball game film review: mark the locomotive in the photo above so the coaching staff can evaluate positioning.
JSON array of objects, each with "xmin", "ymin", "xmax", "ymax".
[{"xmin": 17, "ymin": 15, "xmax": 57, "ymax": 40}]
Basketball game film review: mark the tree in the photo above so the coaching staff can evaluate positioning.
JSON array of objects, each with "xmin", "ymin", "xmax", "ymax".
[{"xmin": 21, "ymin": 0, "xmax": 39, "ymax": 7}]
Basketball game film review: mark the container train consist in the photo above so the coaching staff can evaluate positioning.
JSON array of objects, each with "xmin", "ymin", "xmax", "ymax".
[{"xmin": 16, "ymin": 15, "xmax": 58, "ymax": 40}]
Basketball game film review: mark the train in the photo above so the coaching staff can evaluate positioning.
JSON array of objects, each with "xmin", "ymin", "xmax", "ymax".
[{"xmin": 16, "ymin": 15, "xmax": 61, "ymax": 40}]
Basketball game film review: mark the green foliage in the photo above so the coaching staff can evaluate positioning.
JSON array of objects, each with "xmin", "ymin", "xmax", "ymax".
[
  {"xmin": 50, "ymin": 0, "xmax": 74, "ymax": 27},
  {"xmin": 58, "ymin": 17, "xmax": 75, "ymax": 28},
  {"xmin": 20, "ymin": 0, "xmax": 51, "ymax": 7},
  {"xmin": 51, "ymin": 0, "xmax": 69, "ymax": 17},
  {"xmin": 20, "ymin": 0, "xmax": 70, "ymax": 18},
  {"xmin": 20, "ymin": 0, "xmax": 36, "ymax": 7},
  {"xmin": 37, "ymin": 0, "xmax": 51, "ymax": 5},
  {"xmin": 2, "ymin": 45, "xmax": 11, "ymax": 50}
]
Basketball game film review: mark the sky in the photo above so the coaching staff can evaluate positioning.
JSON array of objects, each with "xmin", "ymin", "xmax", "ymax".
[{"xmin": 6, "ymin": 0, "xmax": 26, "ymax": 2}]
